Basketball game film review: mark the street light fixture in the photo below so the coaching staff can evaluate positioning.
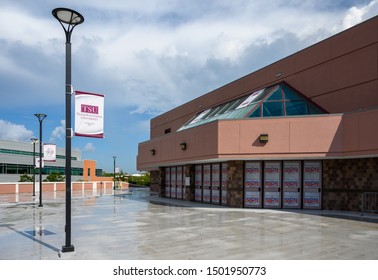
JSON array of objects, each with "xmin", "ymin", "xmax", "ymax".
[
  {"xmin": 52, "ymin": 7, "xmax": 84, "ymax": 253},
  {"xmin": 31, "ymin": 138, "xmax": 39, "ymax": 197},
  {"xmin": 34, "ymin": 114, "xmax": 46, "ymax": 207}
]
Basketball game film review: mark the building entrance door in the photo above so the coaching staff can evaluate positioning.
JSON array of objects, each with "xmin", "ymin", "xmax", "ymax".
[
  {"xmin": 203, "ymin": 164, "xmax": 211, "ymax": 203},
  {"xmin": 263, "ymin": 161, "xmax": 282, "ymax": 208},
  {"xmin": 165, "ymin": 167, "xmax": 171, "ymax": 198},
  {"xmin": 221, "ymin": 163, "xmax": 228, "ymax": 206},
  {"xmin": 244, "ymin": 161, "xmax": 262, "ymax": 208},
  {"xmin": 195, "ymin": 165, "xmax": 203, "ymax": 202},
  {"xmin": 211, "ymin": 163, "xmax": 220, "ymax": 205},
  {"xmin": 171, "ymin": 166, "xmax": 176, "ymax": 199},
  {"xmin": 303, "ymin": 161, "xmax": 322, "ymax": 209},
  {"xmin": 283, "ymin": 161, "xmax": 302, "ymax": 209},
  {"xmin": 176, "ymin": 166, "xmax": 183, "ymax": 200}
]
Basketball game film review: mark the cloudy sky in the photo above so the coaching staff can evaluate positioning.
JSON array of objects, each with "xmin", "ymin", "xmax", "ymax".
[{"xmin": 0, "ymin": 0, "xmax": 377, "ymax": 173}]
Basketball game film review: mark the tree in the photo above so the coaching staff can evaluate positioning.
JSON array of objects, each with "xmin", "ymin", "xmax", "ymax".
[
  {"xmin": 44, "ymin": 172, "xmax": 65, "ymax": 182},
  {"xmin": 128, "ymin": 173, "xmax": 150, "ymax": 186},
  {"xmin": 19, "ymin": 174, "xmax": 33, "ymax": 182}
]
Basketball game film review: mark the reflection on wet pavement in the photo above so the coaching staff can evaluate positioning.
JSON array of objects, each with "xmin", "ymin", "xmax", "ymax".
[{"xmin": 0, "ymin": 187, "xmax": 377, "ymax": 260}]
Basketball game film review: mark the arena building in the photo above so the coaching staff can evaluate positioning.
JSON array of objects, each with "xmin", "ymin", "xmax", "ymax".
[{"xmin": 137, "ymin": 16, "xmax": 378, "ymax": 212}]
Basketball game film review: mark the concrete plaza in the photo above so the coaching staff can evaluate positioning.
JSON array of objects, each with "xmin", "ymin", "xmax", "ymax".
[{"xmin": 0, "ymin": 187, "xmax": 377, "ymax": 260}]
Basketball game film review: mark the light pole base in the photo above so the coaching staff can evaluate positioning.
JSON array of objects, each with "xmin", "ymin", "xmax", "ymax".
[
  {"xmin": 62, "ymin": 245, "xmax": 75, "ymax": 253},
  {"xmin": 38, "ymin": 204, "xmax": 43, "ymax": 208}
]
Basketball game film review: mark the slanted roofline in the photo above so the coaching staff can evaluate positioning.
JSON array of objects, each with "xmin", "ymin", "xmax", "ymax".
[{"xmin": 150, "ymin": 15, "xmax": 378, "ymax": 140}]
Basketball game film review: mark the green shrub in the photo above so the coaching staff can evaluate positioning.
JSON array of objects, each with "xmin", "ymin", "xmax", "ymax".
[{"xmin": 128, "ymin": 173, "xmax": 150, "ymax": 186}]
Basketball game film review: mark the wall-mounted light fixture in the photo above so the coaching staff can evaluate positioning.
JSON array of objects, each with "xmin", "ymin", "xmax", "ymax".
[
  {"xmin": 150, "ymin": 149, "xmax": 156, "ymax": 156},
  {"xmin": 180, "ymin": 142, "xmax": 187, "ymax": 150},
  {"xmin": 275, "ymin": 72, "xmax": 282, "ymax": 78},
  {"xmin": 259, "ymin": 134, "xmax": 269, "ymax": 143}
]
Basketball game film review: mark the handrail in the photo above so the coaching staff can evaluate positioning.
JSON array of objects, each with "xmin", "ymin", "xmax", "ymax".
[{"xmin": 361, "ymin": 192, "xmax": 378, "ymax": 216}]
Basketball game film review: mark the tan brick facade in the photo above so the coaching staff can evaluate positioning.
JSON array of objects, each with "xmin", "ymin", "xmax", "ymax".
[
  {"xmin": 149, "ymin": 169, "xmax": 161, "ymax": 194},
  {"xmin": 226, "ymin": 161, "xmax": 244, "ymax": 208},
  {"xmin": 323, "ymin": 158, "xmax": 378, "ymax": 211},
  {"xmin": 154, "ymin": 158, "xmax": 378, "ymax": 212}
]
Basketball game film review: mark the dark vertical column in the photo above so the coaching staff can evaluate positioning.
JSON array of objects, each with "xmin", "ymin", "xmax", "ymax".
[
  {"xmin": 226, "ymin": 161, "xmax": 244, "ymax": 208},
  {"xmin": 184, "ymin": 164, "xmax": 195, "ymax": 201},
  {"xmin": 62, "ymin": 41, "xmax": 74, "ymax": 252}
]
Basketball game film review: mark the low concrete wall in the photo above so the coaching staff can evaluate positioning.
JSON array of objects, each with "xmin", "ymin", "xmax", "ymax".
[{"xmin": 0, "ymin": 181, "xmax": 129, "ymax": 194}]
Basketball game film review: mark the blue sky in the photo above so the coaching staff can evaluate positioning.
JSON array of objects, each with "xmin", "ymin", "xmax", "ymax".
[{"xmin": 0, "ymin": 0, "xmax": 377, "ymax": 173}]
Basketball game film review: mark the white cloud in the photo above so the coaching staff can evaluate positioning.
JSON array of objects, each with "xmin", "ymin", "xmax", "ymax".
[
  {"xmin": 1, "ymin": 0, "xmax": 377, "ymax": 116},
  {"xmin": 79, "ymin": 1, "xmax": 358, "ymax": 114},
  {"xmin": 83, "ymin": 143, "xmax": 95, "ymax": 152},
  {"xmin": 343, "ymin": 0, "xmax": 378, "ymax": 28},
  {"xmin": 0, "ymin": 119, "xmax": 34, "ymax": 141},
  {"xmin": 50, "ymin": 120, "xmax": 65, "ymax": 142},
  {"xmin": 0, "ymin": 5, "xmax": 61, "ymax": 54},
  {"xmin": 0, "ymin": 0, "xmax": 376, "ymax": 173}
]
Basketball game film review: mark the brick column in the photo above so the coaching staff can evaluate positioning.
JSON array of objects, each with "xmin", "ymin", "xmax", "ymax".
[
  {"xmin": 227, "ymin": 161, "xmax": 244, "ymax": 208},
  {"xmin": 150, "ymin": 169, "xmax": 162, "ymax": 196}
]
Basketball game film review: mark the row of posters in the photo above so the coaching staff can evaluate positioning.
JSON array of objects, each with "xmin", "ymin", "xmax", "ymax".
[
  {"xmin": 166, "ymin": 161, "xmax": 322, "ymax": 209},
  {"xmin": 195, "ymin": 163, "xmax": 228, "ymax": 205},
  {"xmin": 244, "ymin": 161, "xmax": 322, "ymax": 209},
  {"xmin": 165, "ymin": 166, "xmax": 185, "ymax": 200}
]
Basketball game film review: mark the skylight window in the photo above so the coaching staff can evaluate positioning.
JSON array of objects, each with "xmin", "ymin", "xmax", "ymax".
[{"xmin": 178, "ymin": 82, "xmax": 327, "ymax": 131}]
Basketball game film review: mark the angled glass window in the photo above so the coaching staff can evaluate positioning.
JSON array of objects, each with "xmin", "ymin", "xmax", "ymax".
[
  {"xmin": 286, "ymin": 100, "xmax": 308, "ymax": 115},
  {"xmin": 308, "ymin": 102, "xmax": 326, "ymax": 114},
  {"xmin": 263, "ymin": 102, "xmax": 284, "ymax": 117},
  {"xmin": 266, "ymin": 86, "xmax": 282, "ymax": 101},
  {"xmin": 283, "ymin": 84, "xmax": 303, "ymax": 100},
  {"xmin": 249, "ymin": 106, "xmax": 261, "ymax": 118},
  {"xmin": 178, "ymin": 82, "xmax": 327, "ymax": 131}
]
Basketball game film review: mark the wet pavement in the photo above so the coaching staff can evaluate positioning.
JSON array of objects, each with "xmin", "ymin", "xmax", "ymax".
[{"xmin": 0, "ymin": 187, "xmax": 377, "ymax": 260}]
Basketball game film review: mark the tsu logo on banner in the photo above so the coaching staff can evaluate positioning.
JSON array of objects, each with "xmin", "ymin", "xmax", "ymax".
[
  {"xmin": 43, "ymin": 144, "xmax": 56, "ymax": 162},
  {"xmin": 74, "ymin": 91, "xmax": 105, "ymax": 138}
]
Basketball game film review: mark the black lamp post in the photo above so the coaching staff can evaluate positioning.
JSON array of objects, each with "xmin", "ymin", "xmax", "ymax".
[
  {"xmin": 31, "ymin": 138, "xmax": 39, "ymax": 197},
  {"xmin": 113, "ymin": 156, "xmax": 117, "ymax": 189},
  {"xmin": 34, "ymin": 114, "xmax": 46, "ymax": 207},
  {"xmin": 52, "ymin": 7, "xmax": 84, "ymax": 253}
]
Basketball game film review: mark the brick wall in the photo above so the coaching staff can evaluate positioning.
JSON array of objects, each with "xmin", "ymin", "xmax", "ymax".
[
  {"xmin": 323, "ymin": 158, "xmax": 378, "ymax": 211},
  {"xmin": 150, "ymin": 170, "xmax": 161, "ymax": 194},
  {"xmin": 227, "ymin": 161, "xmax": 244, "ymax": 208}
]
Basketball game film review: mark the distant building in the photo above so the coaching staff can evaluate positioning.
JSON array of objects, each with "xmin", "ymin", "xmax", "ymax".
[
  {"xmin": 137, "ymin": 16, "xmax": 378, "ymax": 212},
  {"xmin": 0, "ymin": 138, "xmax": 83, "ymax": 182}
]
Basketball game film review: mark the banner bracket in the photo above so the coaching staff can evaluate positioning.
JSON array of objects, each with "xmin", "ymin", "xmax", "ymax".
[
  {"xmin": 66, "ymin": 84, "xmax": 73, "ymax": 95},
  {"xmin": 66, "ymin": 128, "xmax": 74, "ymax": 138}
]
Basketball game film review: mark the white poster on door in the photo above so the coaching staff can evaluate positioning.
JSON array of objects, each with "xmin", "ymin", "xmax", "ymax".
[
  {"xmin": 264, "ymin": 162, "xmax": 280, "ymax": 188},
  {"xmin": 264, "ymin": 192, "xmax": 280, "ymax": 206},
  {"xmin": 283, "ymin": 192, "xmax": 300, "ymax": 207},
  {"xmin": 283, "ymin": 162, "xmax": 300, "ymax": 188},
  {"xmin": 264, "ymin": 162, "xmax": 281, "ymax": 208},
  {"xmin": 303, "ymin": 161, "xmax": 322, "ymax": 209},
  {"xmin": 245, "ymin": 191, "xmax": 261, "ymax": 206},
  {"xmin": 283, "ymin": 161, "xmax": 301, "ymax": 208},
  {"xmin": 245, "ymin": 162, "xmax": 262, "ymax": 207},
  {"xmin": 303, "ymin": 161, "xmax": 321, "ymax": 189},
  {"xmin": 221, "ymin": 163, "xmax": 228, "ymax": 205},
  {"xmin": 304, "ymin": 192, "xmax": 321, "ymax": 207},
  {"xmin": 195, "ymin": 165, "xmax": 202, "ymax": 202}
]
